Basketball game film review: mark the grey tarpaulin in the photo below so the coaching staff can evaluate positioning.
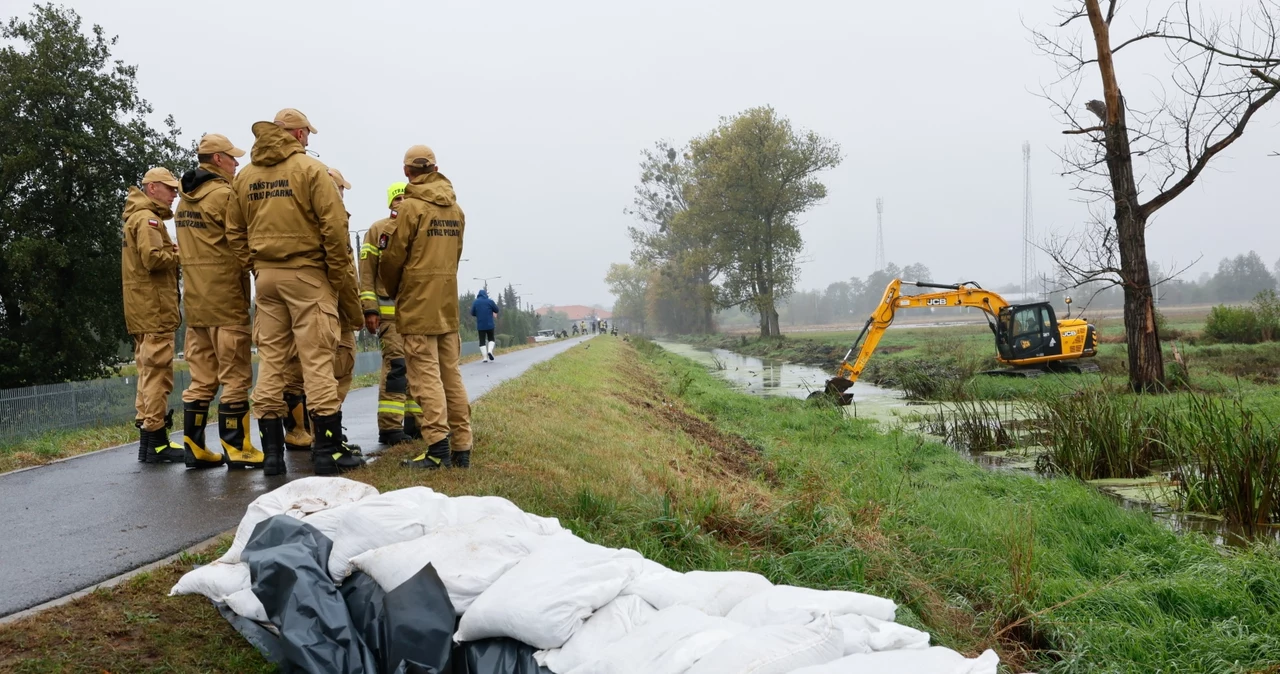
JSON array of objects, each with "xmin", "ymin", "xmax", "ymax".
[
  {"xmin": 221, "ymin": 514, "xmax": 549, "ymax": 674},
  {"xmin": 235, "ymin": 514, "xmax": 454, "ymax": 674},
  {"xmin": 453, "ymin": 639, "xmax": 551, "ymax": 674}
]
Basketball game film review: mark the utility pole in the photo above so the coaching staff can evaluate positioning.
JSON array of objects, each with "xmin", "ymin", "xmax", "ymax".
[
  {"xmin": 473, "ymin": 275, "xmax": 501, "ymax": 290},
  {"xmin": 874, "ymin": 198, "xmax": 886, "ymax": 272},
  {"xmin": 1022, "ymin": 141, "xmax": 1037, "ymax": 300}
]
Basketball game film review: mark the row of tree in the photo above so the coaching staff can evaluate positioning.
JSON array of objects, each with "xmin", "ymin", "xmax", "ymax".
[{"xmin": 620, "ymin": 106, "xmax": 842, "ymax": 337}]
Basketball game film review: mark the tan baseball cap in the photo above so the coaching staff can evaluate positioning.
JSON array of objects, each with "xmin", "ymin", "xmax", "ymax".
[
  {"xmin": 403, "ymin": 144, "xmax": 437, "ymax": 168},
  {"xmin": 142, "ymin": 167, "xmax": 180, "ymax": 188},
  {"xmin": 274, "ymin": 108, "xmax": 318, "ymax": 133},
  {"xmin": 197, "ymin": 133, "xmax": 245, "ymax": 157},
  {"xmin": 327, "ymin": 167, "xmax": 351, "ymax": 190}
]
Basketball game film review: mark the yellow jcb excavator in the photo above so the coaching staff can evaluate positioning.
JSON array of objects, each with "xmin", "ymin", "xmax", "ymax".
[{"xmin": 818, "ymin": 279, "xmax": 1098, "ymax": 402}]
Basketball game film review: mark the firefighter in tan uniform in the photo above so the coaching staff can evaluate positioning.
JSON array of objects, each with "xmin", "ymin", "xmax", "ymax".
[
  {"xmin": 225, "ymin": 108, "xmax": 365, "ymax": 476},
  {"xmin": 122, "ymin": 168, "xmax": 185, "ymax": 464},
  {"xmin": 327, "ymin": 167, "xmax": 364, "ymax": 455},
  {"xmin": 175, "ymin": 134, "xmax": 264, "ymax": 471},
  {"xmin": 359, "ymin": 182, "xmax": 415, "ymax": 446},
  {"xmin": 380, "ymin": 145, "xmax": 472, "ymax": 469}
]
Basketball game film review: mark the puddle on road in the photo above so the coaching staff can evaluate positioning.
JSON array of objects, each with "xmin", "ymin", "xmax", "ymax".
[{"xmin": 655, "ymin": 340, "xmax": 1280, "ymax": 547}]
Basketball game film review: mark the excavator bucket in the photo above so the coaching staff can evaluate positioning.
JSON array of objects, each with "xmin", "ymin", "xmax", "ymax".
[{"xmin": 807, "ymin": 376, "xmax": 854, "ymax": 406}]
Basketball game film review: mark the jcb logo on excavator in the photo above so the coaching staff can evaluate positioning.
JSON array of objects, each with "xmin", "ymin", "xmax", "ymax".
[{"xmin": 926, "ymin": 298, "xmax": 948, "ymax": 306}]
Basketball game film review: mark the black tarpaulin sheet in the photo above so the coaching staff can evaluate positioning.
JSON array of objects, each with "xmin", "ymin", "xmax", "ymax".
[{"xmin": 217, "ymin": 514, "xmax": 550, "ymax": 674}]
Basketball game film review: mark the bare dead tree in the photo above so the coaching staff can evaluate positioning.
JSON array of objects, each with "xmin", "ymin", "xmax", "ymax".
[{"xmin": 1032, "ymin": 0, "xmax": 1280, "ymax": 392}]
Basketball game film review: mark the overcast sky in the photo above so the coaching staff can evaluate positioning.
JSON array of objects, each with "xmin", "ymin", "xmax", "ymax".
[{"xmin": 40, "ymin": 0, "xmax": 1280, "ymax": 307}]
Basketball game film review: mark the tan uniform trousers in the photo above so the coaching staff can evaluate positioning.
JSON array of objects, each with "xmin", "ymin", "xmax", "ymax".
[
  {"xmin": 251, "ymin": 267, "xmax": 340, "ymax": 419},
  {"xmin": 377, "ymin": 319, "xmax": 407, "ymax": 431},
  {"xmin": 133, "ymin": 333, "xmax": 174, "ymax": 431},
  {"xmin": 335, "ymin": 330, "xmax": 356, "ymax": 404},
  {"xmin": 404, "ymin": 332, "xmax": 472, "ymax": 449},
  {"xmin": 182, "ymin": 325, "xmax": 253, "ymax": 404}
]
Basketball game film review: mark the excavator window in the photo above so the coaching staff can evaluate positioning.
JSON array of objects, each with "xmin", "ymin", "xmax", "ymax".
[{"xmin": 996, "ymin": 303, "xmax": 1063, "ymax": 362}]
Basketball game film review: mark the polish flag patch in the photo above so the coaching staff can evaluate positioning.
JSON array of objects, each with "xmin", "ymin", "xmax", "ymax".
[{"xmin": 147, "ymin": 219, "xmax": 160, "ymax": 227}]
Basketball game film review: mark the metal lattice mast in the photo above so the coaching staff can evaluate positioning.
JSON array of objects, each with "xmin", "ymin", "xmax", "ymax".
[
  {"xmin": 875, "ymin": 197, "xmax": 885, "ymax": 272},
  {"xmin": 1022, "ymin": 142, "xmax": 1036, "ymax": 298}
]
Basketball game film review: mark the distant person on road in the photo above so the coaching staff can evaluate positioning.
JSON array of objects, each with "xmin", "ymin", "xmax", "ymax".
[
  {"xmin": 175, "ymin": 134, "xmax": 262, "ymax": 471},
  {"xmin": 225, "ymin": 108, "xmax": 364, "ymax": 477},
  {"xmin": 580, "ymin": 319, "xmax": 587, "ymax": 335},
  {"xmin": 360, "ymin": 182, "xmax": 414, "ymax": 446},
  {"xmin": 380, "ymin": 144, "xmax": 473, "ymax": 470},
  {"xmin": 572, "ymin": 323, "xmax": 579, "ymax": 336},
  {"xmin": 122, "ymin": 167, "xmax": 185, "ymax": 464},
  {"xmin": 471, "ymin": 288, "xmax": 500, "ymax": 362}
]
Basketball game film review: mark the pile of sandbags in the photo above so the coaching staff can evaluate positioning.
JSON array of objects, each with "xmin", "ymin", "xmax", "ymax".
[{"xmin": 172, "ymin": 479, "xmax": 1000, "ymax": 674}]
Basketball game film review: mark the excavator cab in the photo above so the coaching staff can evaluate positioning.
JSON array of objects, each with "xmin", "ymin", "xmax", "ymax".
[{"xmin": 994, "ymin": 303, "xmax": 1062, "ymax": 361}]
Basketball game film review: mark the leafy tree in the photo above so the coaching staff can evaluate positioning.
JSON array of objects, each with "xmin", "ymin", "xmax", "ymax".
[
  {"xmin": 605, "ymin": 262, "xmax": 648, "ymax": 333},
  {"xmin": 0, "ymin": 4, "xmax": 189, "ymax": 387},
  {"xmin": 626, "ymin": 141, "xmax": 716, "ymax": 334},
  {"xmin": 685, "ymin": 106, "xmax": 842, "ymax": 337},
  {"xmin": 1210, "ymin": 251, "xmax": 1276, "ymax": 302}
]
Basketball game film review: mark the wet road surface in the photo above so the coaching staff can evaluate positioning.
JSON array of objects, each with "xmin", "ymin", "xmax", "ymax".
[{"xmin": 0, "ymin": 335, "xmax": 593, "ymax": 618}]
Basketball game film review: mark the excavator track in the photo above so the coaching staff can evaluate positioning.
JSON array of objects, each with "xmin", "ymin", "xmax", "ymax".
[{"xmin": 979, "ymin": 360, "xmax": 1101, "ymax": 378}]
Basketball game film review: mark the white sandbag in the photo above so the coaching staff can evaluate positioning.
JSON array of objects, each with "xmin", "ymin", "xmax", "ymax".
[
  {"xmin": 788, "ymin": 646, "xmax": 1000, "ymax": 674},
  {"xmin": 536, "ymin": 595, "xmax": 657, "ymax": 673},
  {"xmin": 216, "ymin": 477, "xmax": 378, "ymax": 564},
  {"xmin": 622, "ymin": 569, "xmax": 771, "ymax": 616},
  {"xmin": 326, "ymin": 487, "xmax": 450, "ymax": 582},
  {"xmin": 565, "ymin": 605, "xmax": 748, "ymax": 674},
  {"xmin": 726, "ymin": 585, "xmax": 896, "ymax": 626},
  {"xmin": 449, "ymin": 495, "xmax": 565, "ymax": 536},
  {"xmin": 831, "ymin": 614, "xmax": 930, "ymax": 654},
  {"xmin": 224, "ymin": 587, "xmax": 269, "ymax": 623},
  {"xmin": 299, "ymin": 501, "xmax": 361, "ymax": 542},
  {"xmin": 168, "ymin": 562, "xmax": 249, "ymax": 601},
  {"xmin": 455, "ymin": 532, "xmax": 644, "ymax": 649},
  {"xmin": 685, "ymin": 613, "xmax": 844, "ymax": 674},
  {"xmin": 350, "ymin": 515, "xmax": 548, "ymax": 612}
]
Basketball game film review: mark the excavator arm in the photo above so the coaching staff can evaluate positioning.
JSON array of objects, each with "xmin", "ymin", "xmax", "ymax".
[{"xmin": 828, "ymin": 279, "xmax": 1009, "ymax": 391}]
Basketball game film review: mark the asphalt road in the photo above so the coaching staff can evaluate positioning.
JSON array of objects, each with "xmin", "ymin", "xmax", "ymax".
[{"xmin": 0, "ymin": 335, "xmax": 593, "ymax": 618}]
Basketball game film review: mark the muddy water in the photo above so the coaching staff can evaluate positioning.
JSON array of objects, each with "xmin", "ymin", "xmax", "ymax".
[
  {"xmin": 656, "ymin": 340, "xmax": 1280, "ymax": 546},
  {"xmin": 654, "ymin": 341, "xmax": 910, "ymax": 424}
]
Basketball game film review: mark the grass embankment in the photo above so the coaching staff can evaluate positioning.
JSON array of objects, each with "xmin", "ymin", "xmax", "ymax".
[
  {"xmin": 5, "ymin": 337, "xmax": 1280, "ymax": 672},
  {"xmin": 0, "ymin": 342, "xmax": 559, "ymax": 474}
]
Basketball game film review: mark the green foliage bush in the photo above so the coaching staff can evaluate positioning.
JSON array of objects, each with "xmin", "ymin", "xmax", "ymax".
[{"xmin": 1205, "ymin": 304, "xmax": 1263, "ymax": 343}]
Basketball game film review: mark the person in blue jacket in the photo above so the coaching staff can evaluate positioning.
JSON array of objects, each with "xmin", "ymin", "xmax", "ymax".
[{"xmin": 471, "ymin": 288, "xmax": 500, "ymax": 362}]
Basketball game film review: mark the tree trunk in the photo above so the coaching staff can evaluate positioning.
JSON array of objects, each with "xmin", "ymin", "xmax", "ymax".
[
  {"xmin": 1086, "ymin": 0, "xmax": 1164, "ymax": 392},
  {"xmin": 769, "ymin": 307, "xmax": 781, "ymax": 336}
]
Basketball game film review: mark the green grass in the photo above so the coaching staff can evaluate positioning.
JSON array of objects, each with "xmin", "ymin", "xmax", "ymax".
[
  {"xmin": 0, "ymin": 423, "xmax": 138, "ymax": 473},
  {"xmin": 4, "ymin": 337, "xmax": 1280, "ymax": 672}
]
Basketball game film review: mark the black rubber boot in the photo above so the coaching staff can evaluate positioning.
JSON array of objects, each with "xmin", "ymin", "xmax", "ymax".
[
  {"xmin": 402, "ymin": 438, "xmax": 452, "ymax": 470},
  {"xmin": 450, "ymin": 450, "xmax": 471, "ymax": 469},
  {"xmin": 183, "ymin": 400, "xmax": 224, "ymax": 469},
  {"xmin": 283, "ymin": 392, "xmax": 312, "ymax": 451},
  {"xmin": 378, "ymin": 428, "xmax": 413, "ymax": 446},
  {"xmin": 136, "ymin": 420, "xmax": 146, "ymax": 462},
  {"xmin": 342, "ymin": 430, "xmax": 362, "ymax": 456},
  {"xmin": 142, "ymin": 426, "xmax": 185, "ymax": 464},
  {"xmin": 403, "ymin": 413, "xmax": 422, "ymax": 441},
  {"xmin": 220, "ymin": 401, "xmax": 264, "ymax": 469},
  {"xmin": 259, "ymin": 417, "xmax": 287, "ymax": 477},
  {"xmin": 313, "ymin": 412, "xmax": 366, "ymax": 476}
]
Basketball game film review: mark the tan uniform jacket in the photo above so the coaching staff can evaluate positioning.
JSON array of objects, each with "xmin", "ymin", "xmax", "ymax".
[
  {"xmin": 224, "ymin": 122, "xmax": 354, "ymax": 300},
  {"xmin": 176, "ymin": 164, "xmax": 250, "ymax": 327},
  {"xmin": 121, "ymin": 187, "xmax": 180, "ymax": 334},
  {"xmin": 359, "ymin": 215, "xmax": 397, "ymax": 318},
  {"xmin": 379, "ymin": 172, "xmax": 465, "ymax": 336}
]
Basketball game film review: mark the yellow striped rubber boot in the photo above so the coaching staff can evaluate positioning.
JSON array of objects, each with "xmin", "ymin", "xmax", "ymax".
[
  {"xmin": 183, "ymin": 400, "xmax": 225, "ymax": 469},
  {"xmin": 219, "ymin": 401, "xmax": 264, "ymax": 470},
  {"xmin": 283, "ymin": 392, "xmax": 313, "ymax": 451}
]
